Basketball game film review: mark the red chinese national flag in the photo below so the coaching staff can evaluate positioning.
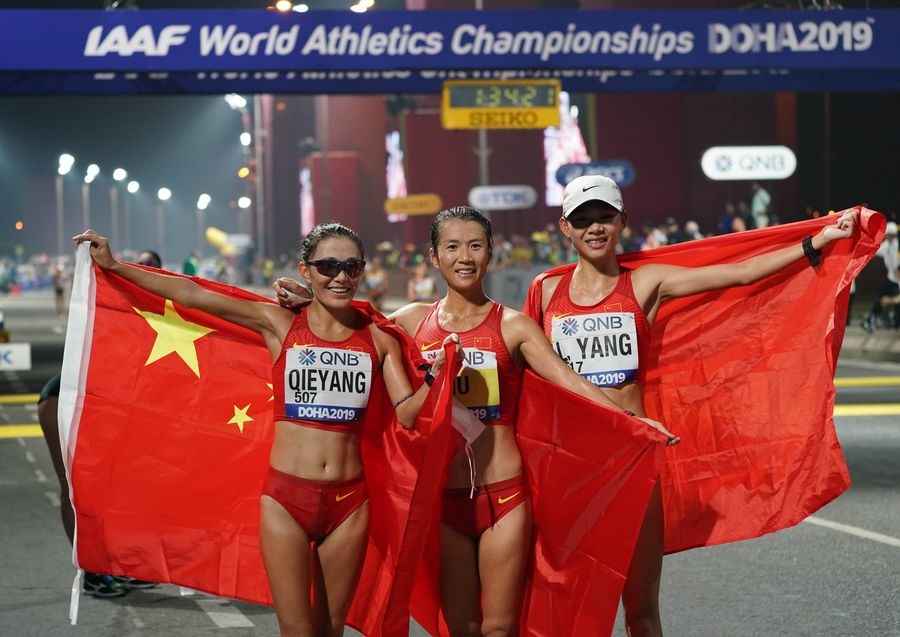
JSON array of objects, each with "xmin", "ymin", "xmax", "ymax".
[
  {"xmin": 524, "ymin": 207, "xmax": 886, "ymax": 555},
  {"xmin": 516, "ymin": 372, "xmax": 667, "ymax": 637},
  {"xmin": 62, "ymin": 253, "xmax": 276, "ymax": 602},
  {"xmin": 59, "ymin": 244, "xmax": 459, "ymax": 636}
]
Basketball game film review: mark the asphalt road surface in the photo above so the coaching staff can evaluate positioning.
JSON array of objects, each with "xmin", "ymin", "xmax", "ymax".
[{"xmin": 2, "ymin": 290, "xmax": 898, "ymax": 636}]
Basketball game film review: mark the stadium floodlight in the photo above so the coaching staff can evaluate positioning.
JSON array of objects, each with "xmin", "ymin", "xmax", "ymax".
[{"xmin": 224, "ymin": 93, "xmax": 247, "ymax": 111}]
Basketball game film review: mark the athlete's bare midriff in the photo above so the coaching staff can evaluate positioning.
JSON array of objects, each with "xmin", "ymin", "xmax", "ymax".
[
  {"xmin": 444, "ymin": 423, "xmax": 522, "ymax": 489},
  {"xmin": 269, "ymin": 420, "xmax": 363, "ymax": 481}
]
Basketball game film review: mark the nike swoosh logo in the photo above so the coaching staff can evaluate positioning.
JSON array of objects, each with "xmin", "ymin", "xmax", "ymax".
[
  {"xmin": 335, "ymin": 490, "xmax": 357, "ymax": 502},
  {"xmin": 582, "ymin": 185, "xmax": 602, "ymax": 192},
  {"xmin": 420, "ymin": 341, "xmax": 441, "ymax": 351},
  {"xmin": 497, "ymin": 491, "xmax": 521, "ymax": 505},
  {"xmin": 552, "ymin": 313, "xmax": 570, "ymax": 320}
]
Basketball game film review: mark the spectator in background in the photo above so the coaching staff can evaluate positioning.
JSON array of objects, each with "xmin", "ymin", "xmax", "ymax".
[
  {"xmin": 407, "ymin": 261, "xmax": 438, "ymax": 303},
  {"xmin": 52, "ymin": 264, "xmax": 68, "ymax": 316},
  {"xmin": 509, "ymin": 234, "xmax": 535, "ymax": 266},
  {"xmin": 400, "ymin": 243, "xmax": 422, "ymax": 269},
  {"xmin": 530, "ymin": 230, "xmax": 554, "ymax": 265},
  {"xmin": 37, "ymin": 373, "xmax": 136, "ymax": 598},
  {"xmin": 362, "ymin": 254, "xmax": 389, "ymax": 312},
  {"xmin": 750, "ymin": 182, "xmax": 771, "ymax": 229},
  {"xmin": 263, "ymin": 258, "xmax": 275, "ymax": 283},
  {"xmin": 717, "ymin": 201, "xmax": 738, "ymax": 235},
  {"xmin": 492, "ymin": 233, "xmax": 513, "ymax": 269},
  {"xmin": 861, "ymin": 221, "xmax": 899, "ymax": 332},
  {"xmin": 640, "ymin": 222, "xmax": 667, "ymax": 251},
  {"xmin": 618, "ymin": 224, "xmax": 641, "ymax": 253},
  {"xmin": 182, "ymin": 252, "xmax": 199, "ymax": 276},
  {"xmin": 738, "ymin": 200, "xmax": 754, "ymax": 231},
  {"xmin": 684, "ymin": 220, "xmax": 704, "ymax": 241},
  {"xmin": 664, "ymin": 217, "xmax": 689, "ymax": 245}
]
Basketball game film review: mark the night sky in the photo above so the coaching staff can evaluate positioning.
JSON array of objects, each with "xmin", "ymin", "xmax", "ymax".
[{"xmin": 0, "ymin": 95, "xmax": 249, "ymax": 262}]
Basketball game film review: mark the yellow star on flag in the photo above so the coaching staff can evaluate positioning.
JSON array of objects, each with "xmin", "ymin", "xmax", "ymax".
[
  {"xmin": 228, "ymin": 404, "xmax": 254, "ymax": 433},
  {"xmin": 266, "ymin": 383, "xmax": 274, "ymax": 402},
  {"xmin": 134, "ymin": 300, "xmax": 214, "ymax": 378}
]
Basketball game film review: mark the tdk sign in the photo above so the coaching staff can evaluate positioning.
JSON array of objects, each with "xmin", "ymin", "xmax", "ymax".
[
  {"xmin": 700, "ymin": 145, "xmax": 796, "ymax": 181},
  {"xmin": 83, "ymin": 24, "xmax": 299, "ymax": 57},
  {"xmin": 468, "ymin": 185, "xmax": 537, "ymax": 211}
]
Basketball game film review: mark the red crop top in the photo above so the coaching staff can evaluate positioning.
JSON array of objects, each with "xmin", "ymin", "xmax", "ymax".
[
  {"xmin": 415, "ymin": 302, "xmax": 521, "ymax": 427},
  {"xmin": 542, "ymin": 268, "xmax": 651, "ymax": 388},
  {"xmin": 272, "ymin": 309, "xmax": 380, "ymax": 434}
]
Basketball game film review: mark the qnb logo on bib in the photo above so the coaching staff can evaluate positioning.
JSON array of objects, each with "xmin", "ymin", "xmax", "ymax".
[
  {"xmin": 425, "ymin": 347, "xmax": 501, "ymax": 421},
  {"xmin": 284, "ymin": 346, "xmax": 373, "ymax": 422},
  {"xmin": 458, "ymin": 348, "xmax": 501, "ymax": 421},
  {"xmin": 551, "ymin": 312, "xmax": 638, "ymax": 387}
]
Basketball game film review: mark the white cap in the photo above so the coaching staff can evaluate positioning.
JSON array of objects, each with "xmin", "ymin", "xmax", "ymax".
[
  {"xmin": 886, "ymin": 221, "xmax": 898, "ymax": 235},
  {"xmin": 562, "ymin": 175, "xmax": 624, "ymax": 218}
]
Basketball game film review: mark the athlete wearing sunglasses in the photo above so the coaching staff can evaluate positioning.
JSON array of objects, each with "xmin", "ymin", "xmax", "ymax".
[
  {"xmin": 305, "ymin": 257, "xmax": 366, "ymax": 279},
  {"xmin": 74, "ymin": 222, "xmax": 456, "ymax": 637}
]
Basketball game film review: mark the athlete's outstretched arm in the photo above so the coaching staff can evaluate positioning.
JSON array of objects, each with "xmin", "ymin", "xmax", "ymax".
[
  {"xmin": 645, "ymin": 209, "xmax": 859, "ymax": 303},
  {"xmin": 74, "ymin": 230, "xmax": 285, "ymax": 350},
  {"xmin": 505, "ymin": 310, "xmax": 679, "ymax": 444}
]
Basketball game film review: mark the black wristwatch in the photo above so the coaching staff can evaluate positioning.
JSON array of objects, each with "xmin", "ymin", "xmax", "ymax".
[{"xmin": 423, "ymin": 368, "xmax": 437, "ymax": 387}]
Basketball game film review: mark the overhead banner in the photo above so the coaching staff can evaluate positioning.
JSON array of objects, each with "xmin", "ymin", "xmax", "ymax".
[{"xmin": 0, "ymin": 9, "xmax": 898, "ymax": 94}]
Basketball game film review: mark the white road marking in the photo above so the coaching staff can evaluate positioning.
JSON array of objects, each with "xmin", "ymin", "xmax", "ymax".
[
  {"xmin": 35, "ymin": 468, "xmax": 47, "ymax": 483},
  {"xmin": 125, "ymin": 605, "xmax": 146, "ymax": 628},
  {"xmin": 45, "ymin": 491, "xmax": 60, "ymax": 507},
  {"xmin": 804, "ymin": 516, "xmax": 900, "ymax": 548},
  {"xmin": 24, "ymin": 450, "xmax": 35, "ymax": 463},
  {"xmin": 195, "ymin": 598, "xmax": 254, "ymax": 628}
]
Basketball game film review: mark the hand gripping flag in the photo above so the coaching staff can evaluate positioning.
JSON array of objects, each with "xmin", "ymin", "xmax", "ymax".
[
  {"xmin": 59, "ymin": 243, "xmax": 460, "ymax": 636},
  {"xmin": 524, "ymin": 207, "xmax": 886, "ymax": 556}
]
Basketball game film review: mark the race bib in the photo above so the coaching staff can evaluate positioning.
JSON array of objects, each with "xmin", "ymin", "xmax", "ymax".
[
  {"xmin": 551, "ymin": 312, "xmax": 638, "ymax": 387},
  {"xmin": 283, "ymin": 346, "xmax": 373, "ymax": 422},
  {"xmin": 423, "ymin": 347, "xmax": 500, "ymax": 421}
]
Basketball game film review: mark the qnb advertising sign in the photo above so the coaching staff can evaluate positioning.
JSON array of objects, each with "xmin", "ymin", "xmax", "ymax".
[{"xmin": 701, "ymin": 146, "xmax": 797, "ymax": 181}]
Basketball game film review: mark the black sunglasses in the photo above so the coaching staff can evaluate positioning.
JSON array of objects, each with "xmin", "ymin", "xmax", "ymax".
[{"xmin": 305, "ymin": 258, "xmax": 366, "ymax": 278}]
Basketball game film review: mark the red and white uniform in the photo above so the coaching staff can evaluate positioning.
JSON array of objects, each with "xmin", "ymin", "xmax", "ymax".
[
  {"xmin": 272, "ymin": 310, "xmax": 380, "ymax": 434},
  {"xmin": 415, "ymin": 302, "xmax": 521, "ymax": 426},
  {"xmin": 542, "ymin": 268, "xmax": 651, "ymax": 388}
]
